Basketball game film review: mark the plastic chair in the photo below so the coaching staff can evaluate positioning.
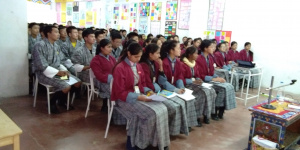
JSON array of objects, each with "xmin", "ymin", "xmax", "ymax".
[
  {"xmin": 74, "ymin": 71, "xmax": 91, "ymax": 105},
  {"xmin": 104, "ymin": 78, "xmax": 114, "ymax": 138},
  {"xmin": 33, "ymin": 75, "xmax": 72, "ymax": 114},
  {"xmin": 85, "ymin": 69, "xmax": 100, "ymax": 118}
]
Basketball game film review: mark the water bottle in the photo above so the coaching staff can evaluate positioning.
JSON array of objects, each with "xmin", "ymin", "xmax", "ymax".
[{"xmin": 276, "ymin": 82, "xmax": 285, "ymax": 101}]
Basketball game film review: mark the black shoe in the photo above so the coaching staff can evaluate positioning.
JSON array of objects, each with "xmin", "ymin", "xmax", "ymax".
[
  {"xmin": 211, "ymin": 114, "xmax": 219, "ymax": 121},
  {"xmin": 188, "ymin": 127, "xmax": 192, "ymax": 132},
  {"xmin": 50, "ymin": 105, "xmax": 60, "ymax": 114},
  {"xmin": 204, "ymin": 116, "xmax": 210, "ymax": 124},
  {"xmin": 126, "ymin": 136, "xmax": 136, "ymax": 150},
  {"xmin": 164, "ymin": 146, "xmax": 169, "ymax": 150},
  {"xmin": 218, "ymin": 107, "xmax": 225, "ymax": 119},
  {"xmin": 101, "ymin": 105, "xmax": 108, "ymax": 112},
  {"xmin": 196, "ymin": 118, "xmax": 202, "ymax": 127}
]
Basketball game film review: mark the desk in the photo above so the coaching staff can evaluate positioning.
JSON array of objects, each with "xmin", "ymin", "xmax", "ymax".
[
  {"xmin": 0, "ymin": 109, "xmax": 22, "ymax": 150},
  {"xmin": 247, "ymin": 100, "xmax": 300, "ymax": 150},
  {"xmin": 230, "ymin": 66, "xmax": 263, "ymax": 106}
]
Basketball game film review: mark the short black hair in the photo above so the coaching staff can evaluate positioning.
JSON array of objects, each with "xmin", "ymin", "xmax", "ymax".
[
  {"xmin": 28, "ymin": 22, "xmax": 39, "ymax": 29},
  {"xmin": 127, "ymin": 32, "xmax": 139, "ymax": 39},
  {"xmin": 147, "ymin": 34, "xmax": 153, "ymax": 39},
  {"xmin": 77, "ymin": 28, "xmax": 83, "ymax": 31},
  {"xmin": 110, "ymin": 31, "xmax": 122, "ymax": 40},
  {"xmin": 43, "ymin": 25, "xmax": 57, "ymax": 38},
  {"xmin": 156, "ymin": 34, "xmax": 164, "ymax": 39},
  {"xmin": 66, "ymin": 26, "xmax": 77, "ymax": 36},
  {"xmin": 39, "ymin": 25, "xmax": 45, "ymax": 33},
  {"xmin": 82, "ymin": 29, "xmax": 95, "ymax": 39},
  {"xmin": 95, "ymin": 30, "xmax": 105, "ymax": 38}
]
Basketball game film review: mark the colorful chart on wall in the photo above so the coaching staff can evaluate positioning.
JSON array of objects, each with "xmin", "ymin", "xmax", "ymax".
[
  {"xmin": 121, "ymin": 4, "xmax": 129, "ymax": 20},
  {"xmin": 139, "ymin": 2, "xmax": 150, "ymax": 17},
  {"xmin": 73, "ymin": 13, "xmax": 79, "ymax": 23},
  {"xmin": 130, "ymin": 3, "xmax": 138, "ymax": 31},
  {"xmin": 203, "ymin": 30, "xmax": 215, "ymax": 39},
  {"xmin": 150, "ymin": 22, "xmax": 161, "ymax": 37},
  {"xmin": 207, "ymin": 0, "xmax": 226, "ymax": 30},
  {"xmin": 86, "ymin": 1, "xmax": 93, "ymax": 10},
  {"xmin": 178, "ymin": 0, "xmax": 191, "ymax": 29},
  {"xmin": 61, "ymin": 12, "xmax": 66, "ymax": 23},
  {"xmin": 138, "ymin": 17, "xmax": 148, "ymax": 34},
  {"xmin": 67, "ymin": 3, "xmax": 73, "ymax": 16},
  {"xmin": 215, "ymin": 31, "xmax": 232, "ymax": 44},
  {"xmin": 150, "ymin": 2, "xmax": 162, "ymax": 21},
  {"xmin": 166, "ymin": 1, "xmax": 178, "ymax": 20},
  {"xmin": 86, "ymin": 11, "xmax": 93, "ymax": 24},
  {"xmin": 164, "ymin": 21, "xmax": 177, "ymax": 36},
  {"xmin": 28, "ymin": 0, "xmax": 52, "ymax": 5},
  {"xmin": 113, "ymin": 6, "xmax": 120, "ymax": 20}
]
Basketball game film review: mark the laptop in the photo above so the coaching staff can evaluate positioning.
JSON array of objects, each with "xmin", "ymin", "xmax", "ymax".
[{"xmin": 237, "ymin": 60, "xmax": 255, "ymax": 68}]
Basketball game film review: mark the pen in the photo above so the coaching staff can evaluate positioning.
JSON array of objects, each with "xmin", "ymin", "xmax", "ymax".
[{"xmin": 157, "ymin": 90, "xmax": 160, "ymax": 95}]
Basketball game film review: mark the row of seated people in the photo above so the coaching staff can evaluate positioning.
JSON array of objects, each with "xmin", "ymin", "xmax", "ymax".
[{"xmin": 30, "ymin": 23, "xmax": 259, "ymax": 150}]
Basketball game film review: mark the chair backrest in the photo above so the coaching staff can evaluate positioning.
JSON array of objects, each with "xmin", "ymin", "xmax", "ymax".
[{"xmin": 89, "ymin": 69, "xmax": 96, "ymax": 91}]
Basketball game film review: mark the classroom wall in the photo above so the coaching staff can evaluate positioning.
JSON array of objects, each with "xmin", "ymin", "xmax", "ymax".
[
  {"xmin": 223, "ymin": 0, "xmax": 300, "ymax": 96},
  {"xmin": 0, "ymin": 0, "xmax": 29, "ymax": 98},
  {"xmin": 27, "ymin": 1, "xmax": 56, "ymax": 23}
]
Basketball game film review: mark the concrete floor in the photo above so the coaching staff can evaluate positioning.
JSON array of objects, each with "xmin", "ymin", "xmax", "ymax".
[{"xmin": 0, "ymin": 88, "xmax": 271, "ymax": 150}]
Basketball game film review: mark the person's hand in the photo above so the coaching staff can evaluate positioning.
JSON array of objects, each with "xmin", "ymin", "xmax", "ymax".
[
  {"xmin": 193, "ymin": 80, "xmax": 203, "ymax": 85},
  {"xmin": 228, "ymin": 61, "xmax": 232, "ymax": 64},
  {"xmin": 216, "ymin": 67, "xmax": 221, "ymax": 69},
  {"xmin": 83, "ymin": 66, "xmax": 90, "ymax": 71},
  {"xmin": 177, "ymin": 89, "xmax": 185, "ymax": 94},
  {"xmin": 56, "ymin": 71, "xmax": 68, "ymax": 77},
  {"xmin": 156, "ymin": 58, "xmax": 164, "ymax": 71},
  {"xmin": 138, "ymin": 95, "xmax": 152, "ymax": 102},
  {"xmin": 216, "ymin": 77, "xmax": 226, "ymax": 83}
]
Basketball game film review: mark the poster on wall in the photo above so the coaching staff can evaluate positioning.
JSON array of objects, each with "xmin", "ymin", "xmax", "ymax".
[
  {"xmin": 178, "ymin": 0, "xmax": 191, "ymax": 29},
  {"xmin": 61, "ymin": 12, "xmax": 66, "ymax": 23},
  {"xmin": 215, "ymin": 30, "xmax": 232, "ymax": 44},
  {"xmin": 207, "ymin": 0, "xmax": 226, "ymax": 30},
  {"xmin": 86, "ymin": 1, "xmax": 93, "ymax": 10},
  {"xmin": 86, "ymin": 11, "xmax": 93, "ymax": 24},
  {"xmin": 150, "ymin": 22, "xmax": 161, "ymax": 37},
  {"xmin": 121, "ymin": 4, "xmax": 129, "ymax": 20},
  {"xmin": 139, "ymin": 2, "xmax": 150, "ymax": 17},
  {"xmin": 73, "ymin": 13, "xmax": 79, "ymax": 23},
  {"xmin": 164, "ymin": 21, "xmax": 177, "ymax": 37},
  {"xmin": 130, "ymin": 3, "xmax": 137, "ymax": 31},
  {"xmin": 138, "ymin": 17, "xmax": 148, "ymax": 34},
  {"xmin": 113, "ymin": 6, "xmax": 120, "ymax": 20},
  {"xmin": 166, "ymin": 1, "xmax": 178, "ymax": 20},
  {"xmin": 73, "ymin": 2, "xmax": 79, "ymax": 12},
  {"xmin": 67, "ymin": 4, "xmax": 72, "ymax": 16},
  {"xmin": 203, "ymin": 30, "xmax": 215, "ymax": 39},
  {"xmin": 150, "ymin": 2, "xmax": 162, "ymax": 21}
]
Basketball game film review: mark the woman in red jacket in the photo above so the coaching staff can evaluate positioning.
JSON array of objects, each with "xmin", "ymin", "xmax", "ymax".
[
  {"xmin": 228, "ymin": 41, "xmax": 240, "ymax": 62},
  {"xmin": 160, "ymin": 40, "xmax": 199, "ymax": 129},
  {"xmin": 196, "ymin": 39, "xmax": 236, "ymax": 120},
  {"xmin": 181, "ymin": 46, "xmax": 217, "ymax": 126},
  {"xmin": 111, "ymin": 42, "xmax": 170, "ymax": 150},
  {"xmin": 90, "ymin": 39, "xmax": 116, "ymax": 112},
  {"xmin": 239, "ymin": 42, "xmax": 253, "ymax": 62},
  {"xmin": 139, "ymin": 43, "xmax": 190, "ymax": 135}
]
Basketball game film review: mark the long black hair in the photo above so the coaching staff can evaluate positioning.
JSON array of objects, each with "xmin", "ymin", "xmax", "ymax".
[
  {"xmin": 140, "ymin": 44, "xmax": 160, "ymax": 79},
  {"xmin": 181, "ymin": 46, "xmax": 197, "ymax": 61},
  {"xmin": 143, "ymin": 38, "xmax": 152, "ymax": 47},
  {"xmin": 244, "ymin": 42, "xmax": 253, "ymax": 57},
  {"xmin": 200, "ymin": 39, "xmax": 213, "ymax": 53},
  {"xmin": 96, "ymin": 39, "xmax": 111, "ymax": 55},
  {"xmin": 216, "ymin": 42, "xmax": 225, "ymax": 52},
  {"xmin": 112, "ymin": 42, "xmax": 143, "ymax": 73},
  {"xmin": 160, "ymin": 40, "xmax": 178, "ymax": 60}
]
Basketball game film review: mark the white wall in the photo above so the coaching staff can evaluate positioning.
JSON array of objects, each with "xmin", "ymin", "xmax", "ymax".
[
  {"xmin": 0, "ymin": 0, "xmax": 29, "ymax": 98},
  {"xmin": 222, "ymin": 0, "xmax": 300, "ymax": 96},
  {"xmin": 27, "ymin": 1, "xmax": 56, "ymax": 23}
]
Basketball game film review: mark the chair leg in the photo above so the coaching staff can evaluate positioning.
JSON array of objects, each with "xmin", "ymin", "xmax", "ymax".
[
  {"xmin": 32, "ymin": 76, "xmax": 35, "ymax": 97},
  {"xmin": 47, "ymin": 88, "xmax": 51, "ymax": 115},
  {"xmin": 33, "ymin": 78, "xmax": 39, "ymax": 107},
  {"xmin": 71, "ymin": 93, "xmax": 75, "ymax": 105},
  {"xmin": 67, "ymin": 92, "xmax": 70, "ymax": 110},
  {"xmin": 85, "ymin": 90, "xmax": 93, "ymax": 118},
  {"xmin": 104, "ymin": 104, "xmax": 114, "ymax": 138}
]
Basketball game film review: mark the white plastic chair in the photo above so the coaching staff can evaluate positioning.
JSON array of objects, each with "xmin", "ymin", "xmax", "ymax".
[
  {"xmin": 104, "ymin": 78, "xmax": 115, "ymax": 138},
  {"xmin": 85, "ymin": 69, "xmax": 100, "ymax": 118},
  {"xmin": 74, "ymin": 71, "xmax": 91, "ymax": 105},
  {"xmin": 33, "ymin": 75, "xmax": 72, "ymax": 114}
]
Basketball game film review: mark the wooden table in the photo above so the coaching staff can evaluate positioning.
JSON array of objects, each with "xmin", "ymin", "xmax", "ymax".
[
  {"xmin": 247, "ymin": 100, "xmax": 300, "ymax": 150},
  {"xmin": 0, "ymin": 109, "xmax": 22, "ymax": 150}
]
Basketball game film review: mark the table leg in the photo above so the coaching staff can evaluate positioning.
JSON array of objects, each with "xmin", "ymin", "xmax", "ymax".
[
  {"xmin": 13, "ymin": 135, "xmax": 20, "ymax": 150},
  {"xmin": 247, "ymin": 115, "xmax": 255, "ymax": 150},
  {"xmin": 279, "ymin": 126, "xmax": 286, "ymax": 148}
]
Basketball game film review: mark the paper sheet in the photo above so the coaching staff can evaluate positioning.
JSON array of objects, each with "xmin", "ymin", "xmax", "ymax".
[
  {"xmin": 147, "ymin": 95, "xmax": 167, "ymax": 102},
  {"xmin": 65, "ymin": 76, "xmax": 77, "ymax": 85},
  {"xmin": 176, "ymin": 88, "xmax": 195, "ymax": 101}
]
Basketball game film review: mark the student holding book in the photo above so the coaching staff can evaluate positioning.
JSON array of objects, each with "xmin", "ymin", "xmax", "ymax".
[
  {"xmin": 239, "ymin": 42, "xmax": 253, "ymax": 62},
  {"xmin": 196, "ymin": 39, "xmax": 236, "ymax": 120},
  {"xmin": 160, "ymin": 40, "xmax": 199, "ymax": 129},
  {"xmin": 90, "ymin": 39, "xmax": 116, "ymax": 112},
  {"xmin": 181, "ymin": 46, "xmax": 217, "ymax": 126},
  {"xmin": 32, "ymin": 25, "xmax": 81, "ymax": 114},
  {"xmin": 111, "ymin": 42, "xmax": 170, "ymax": 150},
  {"xmin": 140, "ymin": 44, "xmax": 189, "ymax": 135}
]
